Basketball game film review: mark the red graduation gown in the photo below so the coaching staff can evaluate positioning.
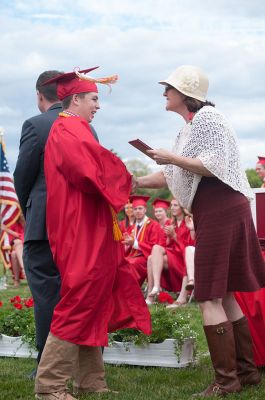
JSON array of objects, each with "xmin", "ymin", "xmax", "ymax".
[
  {"xmin": 161, "ymin": 220, "xmax": 195, "ymax": 292},
  {"xmin": 44, "ymin": 115, "xmax": 151, "ymax": 346},
  {"xmin": 125, "ymin": 218, "xmax": 161, "ymax": 285},
  {"xmin": 234, "ymin": 251, "xmax": 265, "ymax": 366}
]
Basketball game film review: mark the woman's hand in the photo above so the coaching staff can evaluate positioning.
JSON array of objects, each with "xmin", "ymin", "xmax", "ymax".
[
  {"xmin": 131, "ymin": 175, "xmax": 139, "ymax": 192},
  {"xmin": 147, "ymin": 149, "xmax": 175, "ymax": 165},
  {"xmin": 185, "ymin": 215, "xmax": 194, "ymax": 231},
  {"xmin": 164, "ymin": 224, "xmax": 176, "ymax": 239}
]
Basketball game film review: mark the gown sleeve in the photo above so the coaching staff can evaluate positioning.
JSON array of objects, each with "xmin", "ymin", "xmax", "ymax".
[{"xmin": 47, "ymin": 118, "xmax": 132, "ymax": 212}]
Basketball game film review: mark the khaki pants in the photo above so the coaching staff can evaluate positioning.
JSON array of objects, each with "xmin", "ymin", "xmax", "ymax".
[{"xmin": 35, "ymin": 333, "xmax": 107, "ymax": 394}]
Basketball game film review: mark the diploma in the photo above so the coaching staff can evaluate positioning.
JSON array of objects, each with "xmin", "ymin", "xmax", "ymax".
[{"xmin": 128, "ymin": 139, "xmax": 154, "ymax": 159}]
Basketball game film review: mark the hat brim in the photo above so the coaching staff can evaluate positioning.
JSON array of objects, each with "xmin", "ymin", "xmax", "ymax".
[{"xmin": 158, "ymin": 79, "xmax": 206, "ymax": 102}]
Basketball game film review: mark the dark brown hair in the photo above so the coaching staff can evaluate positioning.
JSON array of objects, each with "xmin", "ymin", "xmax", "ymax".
[
  {"xmin": 36, "ymin": 70, "xmax": 63, "ymax": 102},
  {"xmin": 62, "ymin": 92, "xmax": 86, "ymax": 110},
  {"xmin": 183, "ymin": 96, "xmax": 215, "ymax": 112}
]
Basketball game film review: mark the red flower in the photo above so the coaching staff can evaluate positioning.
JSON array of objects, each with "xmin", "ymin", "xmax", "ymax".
[
  {"xmin": 158, "ymin": 291, "xmax": 174, "ymax": 304},
  {"xmin": 10, "ymin": 295, "xmax": 22, "ymax": 303},
  {"xmin": 24, "ymin": 298, "xmax": 34, "ymax": 308},
  {"xmin": 13, "ymin": 302, "xmax": 23, "ymax": 310},
  {"xmin": 0, "ymin": 301, "xmax": 3, "ymax": 307}
]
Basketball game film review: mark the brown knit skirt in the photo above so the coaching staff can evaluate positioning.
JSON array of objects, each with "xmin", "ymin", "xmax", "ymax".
[{"xmin": 192, "ymin": 177, "xmax": 265, "ymax": 302}]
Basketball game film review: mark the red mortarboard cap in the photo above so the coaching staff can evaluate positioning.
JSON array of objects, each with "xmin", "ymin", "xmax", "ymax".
[
  {"xmin": 257, "ymin": 156, "xmax": 265, "ymax": 166},
  {"xmin": 152, "ymin": 198, "xmax": 171, "ymax": 209},
  {"xmin": 129, "ymin": 195, "xmax": 150, "ymax": 207},
  {"xmin": 42, "ymin": 67, "xmax": 99, "ymax": 100}
]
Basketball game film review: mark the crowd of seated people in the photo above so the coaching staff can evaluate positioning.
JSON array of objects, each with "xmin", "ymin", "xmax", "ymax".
[{"xmin": 120, "ymin": 195, "xmax": 195, "ymax": 307}]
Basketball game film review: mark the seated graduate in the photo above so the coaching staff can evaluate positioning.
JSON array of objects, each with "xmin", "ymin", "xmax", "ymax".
[
  {"xmin": 146, "ymin": 198, "xmax": 195, "ymax": 306},
  {"xmin": 123, "ymin": 195, "xmax": 161, "ymax": 286},
  {"xmin": 119, "ymin": 199, "xmax": 135, "ymax": 235}
]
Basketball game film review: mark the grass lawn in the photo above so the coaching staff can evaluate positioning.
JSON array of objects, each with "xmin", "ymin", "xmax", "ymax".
[{"xmin": 0, "ymin": 268, "xmax": 265, "ymax": 400}]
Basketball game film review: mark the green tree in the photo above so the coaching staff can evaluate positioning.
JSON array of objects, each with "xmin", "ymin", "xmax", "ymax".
[
  {"xmin": 245, "ymin": 169, "xmax": 262, "ymax": 188},
  {"xmin": 125, "ymin": 159, "xmax": 152, "ymax": 177},
  {"xmin": 124, "ymin": 159, "xmax": 172, "ymax": 217}
]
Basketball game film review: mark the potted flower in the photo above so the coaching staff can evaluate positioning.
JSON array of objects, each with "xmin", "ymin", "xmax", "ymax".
[
  {"xmin": 105, "ymin": 296, "xmax": 197, "ymax": 368},
  {"xmin": 0, "ymin": 295, "xmax": 37, "ymax": 358}
]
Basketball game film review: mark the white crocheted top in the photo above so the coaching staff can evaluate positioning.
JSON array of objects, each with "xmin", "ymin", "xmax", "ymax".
[{"xmin": 163, "ymin": 106, "xmax": 253, "ymax": 211}]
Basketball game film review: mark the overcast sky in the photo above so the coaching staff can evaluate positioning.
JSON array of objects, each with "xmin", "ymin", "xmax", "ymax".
[{"xmin": 1, "ymin": 0, "xmax": 265, "ymax": 172}]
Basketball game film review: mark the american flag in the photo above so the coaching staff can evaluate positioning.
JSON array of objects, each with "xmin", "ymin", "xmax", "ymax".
[{"xmin": 0, "ymin": 132, "xmax": 21, "ymax": 269}]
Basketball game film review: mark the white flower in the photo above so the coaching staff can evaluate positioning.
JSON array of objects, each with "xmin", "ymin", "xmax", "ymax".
[{"xmin": 176, "ymin": 71, "xmax": 199, "ymax": 93}]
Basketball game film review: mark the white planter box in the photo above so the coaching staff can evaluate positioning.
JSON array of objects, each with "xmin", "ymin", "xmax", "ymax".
[
  {"xmin": 103, "ymin": 338, "xmax": 195, "ymax": 368},
  {"xmin": 0, "ymin": 334, "xmax": 37, "ymax": 358}
]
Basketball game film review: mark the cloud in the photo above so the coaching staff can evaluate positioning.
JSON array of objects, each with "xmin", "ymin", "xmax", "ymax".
[{"xmin": 1, "ymin": 0, "xmax": 265, "ymax": 172}]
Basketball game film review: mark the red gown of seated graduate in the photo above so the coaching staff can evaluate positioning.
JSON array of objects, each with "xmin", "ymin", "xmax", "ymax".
[
  {"xmin": 234, "ymin": 251, "xmax": 265, "ymax": 367},
  {"xmin": 119, "ymin": 218, "xmax": 134, "ymax": 235},
  {"xmin": 160, "ymin": 219, "xmax": 195, "ymax": 292},
  {"xmin": 44, "ymin": 115, "xmax": 151, "ymax": 346},
  {"xmin": 8, "ymin": 220, "xmax": 24, "ymax": 244},
  {"xmin": 8, "ymin": 219, "xmax": 26, "ymax": 280},
  {"xmin": 125, "ymin": 217, "xmax": 161, "ymax": 286}
]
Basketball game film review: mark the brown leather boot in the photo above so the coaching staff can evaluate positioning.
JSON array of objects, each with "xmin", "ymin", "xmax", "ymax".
[
  {"xmin": 194, "ymin": 321, "xmax": 242, "ymax": 397},
  {"xmin": 232, "ymin": 316, "xmax": 261, "ymax": 386}
]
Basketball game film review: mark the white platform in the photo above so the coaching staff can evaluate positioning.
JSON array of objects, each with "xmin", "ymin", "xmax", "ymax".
[{"xmin": 103, "ymin": 338, "xmax": 195, "ymax": 368}]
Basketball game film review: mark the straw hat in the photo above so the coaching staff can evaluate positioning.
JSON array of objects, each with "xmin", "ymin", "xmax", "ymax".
[{"xmin": 159, "ymin": 65, "xmax": 209, "ymax": 102}]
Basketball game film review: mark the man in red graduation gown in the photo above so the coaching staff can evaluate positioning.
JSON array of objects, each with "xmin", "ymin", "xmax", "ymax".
[
  {"xmin": 123, "ymin": 195, "xmax": 162, "ymax": 286},
  {"xmin": 34, "ymin": 68, "xmax": 151, "ymax": 400}
]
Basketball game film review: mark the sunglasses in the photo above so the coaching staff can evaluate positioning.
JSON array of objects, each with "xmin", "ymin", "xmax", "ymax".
[{"xmin": 164, "ymin": 85, "xmax": 174, "ymax": 93}]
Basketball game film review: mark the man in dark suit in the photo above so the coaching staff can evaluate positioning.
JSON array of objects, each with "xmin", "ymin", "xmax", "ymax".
[{"xmin": 14, "ymin": 71, "xmax": 63, "ymax": 366}]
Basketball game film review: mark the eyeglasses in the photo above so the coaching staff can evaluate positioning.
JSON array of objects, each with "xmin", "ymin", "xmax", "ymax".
[{"xmin": 164, "ymin": 85, "xmax": 174, "ymax": 93}]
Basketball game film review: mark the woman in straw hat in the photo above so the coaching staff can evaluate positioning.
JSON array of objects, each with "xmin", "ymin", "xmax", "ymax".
[{"xmin": 133, "ymin": 65, "xmax": 265, "ymax": 396}]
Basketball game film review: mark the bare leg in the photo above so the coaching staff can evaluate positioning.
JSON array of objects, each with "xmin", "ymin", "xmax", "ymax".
[
  {"xmin": 145, "ymin": 256, "xmax": 155, "ymax": 304},
  {"xmin": 176, "ymin": 275, "xmax": 189, "ymax": 304},
  {"xmin": 12, "ymin": 239, "xmax": 26, "ymax": 279},
  {"xmin": 199, "ymin": 298, "xmax": 228, "ymax": 325},
  {"xmin": 11, "ymin": 251, "xmax": 20, "ymax": 287},
  {"xmin": 222, "ymin": 292, "xmax": 244, "ymax": 322},
  {"xmin": 149, "ymin": 245, "xmax": 166, "ymax": 296},
  {"xmin": 185, "ymin": 246, "xmax": 195, "ymax": 290},
  {"xmin": 166, "ymin": 275, "xmax": 189, "ymax": 309}
]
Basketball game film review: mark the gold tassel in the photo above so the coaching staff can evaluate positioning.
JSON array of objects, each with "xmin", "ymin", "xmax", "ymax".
[
  {"xmin": 109, "ymin": 206, "xmax": 123, "ymax": 241},
  {"xmin": 75, "ymin": 70, "xmax": 118, "ymax": 92}
]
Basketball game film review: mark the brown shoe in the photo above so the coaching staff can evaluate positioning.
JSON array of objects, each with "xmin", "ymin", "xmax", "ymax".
[
  {"xmin": 35, "ymin": 392, "xmax": 77, "ymax": 400},
  {"xmin": 73, "ymin": 387, "xmax": 119, "ymax": 395},
  {"xmin": 232, "ymin": 316, "xmax": 261, "ymax": 386},
  {"xmin": 193, "ymin": 321, "xmax": 241, "ymax": 397}
]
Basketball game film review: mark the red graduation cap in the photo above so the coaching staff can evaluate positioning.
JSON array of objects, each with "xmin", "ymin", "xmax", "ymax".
[
  {"xmin": 42, "ymin": 67, "xmax": 99, "ymax": 100},
  {"xmin": 257, "ymin": 156, "xmax": 265, "ymax": 166},
  {"xmin": 152, "ymin": 198, "xmax": 171, "ymax": 209},
  {"xmin": 42, "ymin": 67, "xmax": 118, "ymax": 100},
  {"xmin": 129, "ymin": 195, "xmax": 150, "ymax": 207}
]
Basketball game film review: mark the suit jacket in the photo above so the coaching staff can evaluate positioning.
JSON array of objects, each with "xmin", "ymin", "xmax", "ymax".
[
  {"xmin": 14, "ymin": 103, "xmax": 62, "ymax": 241},
  {"xmin": 14, "ymin": 103, "xmax": 99, "ymax": 242}
]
